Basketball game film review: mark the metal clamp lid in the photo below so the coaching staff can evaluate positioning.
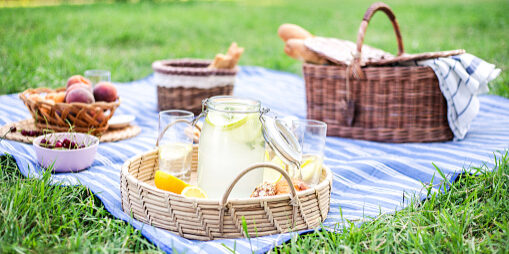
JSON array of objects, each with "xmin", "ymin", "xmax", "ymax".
[{"xmin": 260, "ymin": 114, "xmax": 302, "ymax": 168}]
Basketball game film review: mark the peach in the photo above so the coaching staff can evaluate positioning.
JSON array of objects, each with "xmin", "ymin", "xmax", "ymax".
[
  {"xmin": 65, "ymin": 87, "xmax": 95, "ymax": 104},
  {"xmin": 66, "ymin": 75, "xmax": 92, "ymax": 90},
  {"xmin": 93, "ymin": 81, "xmax": 118, "ymax": 102},
  {"xmin": 67, "ymin": 82, "xmax": 92, "ymax": 93}
]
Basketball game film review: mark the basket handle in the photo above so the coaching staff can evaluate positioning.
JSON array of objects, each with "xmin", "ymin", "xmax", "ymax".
[
  {"xmin": 218, "ymin": 163, "xmax": 301, "ymax": 234},
  {"xmin": 352, "ymin": 2, "xmax": 404, "ymax": 78}
]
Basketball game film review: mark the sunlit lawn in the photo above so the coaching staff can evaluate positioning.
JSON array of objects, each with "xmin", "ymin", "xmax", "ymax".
[{"xmin": 0, "ymin": 0, "xmax": 507, "ymax": 95}]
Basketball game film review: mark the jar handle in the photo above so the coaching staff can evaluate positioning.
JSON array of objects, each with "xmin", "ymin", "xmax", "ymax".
[{"xmin": 218, "ymin": 163, "xmax": 302, "ymax": 234}]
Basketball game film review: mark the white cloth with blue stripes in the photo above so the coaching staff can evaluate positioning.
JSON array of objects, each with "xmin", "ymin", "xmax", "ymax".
[
  {"xmin": 417, "ymin": 53, "xmax": 501, "ymax": 140},
  {"xmin": 1, "ymin": 66, "xmax": 509, "ymax": 253}
]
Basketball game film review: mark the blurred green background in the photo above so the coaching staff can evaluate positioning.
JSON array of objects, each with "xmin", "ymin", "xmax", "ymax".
[{"xmin": 0, "ymin": 0, "xmax": 507, "ymax": 95}]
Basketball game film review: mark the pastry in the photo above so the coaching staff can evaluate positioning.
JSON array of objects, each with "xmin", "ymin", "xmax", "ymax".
[
  {"xmin": 275, "ymin": 178, "xmax": 309, "ymax": 195},
  {"xmin": 251, "ymin": 182, "xmax": 276, "ymax": 198},
  {"xmin": 209, "ymin": 42, "xmax": 244, "ymax": 69}
]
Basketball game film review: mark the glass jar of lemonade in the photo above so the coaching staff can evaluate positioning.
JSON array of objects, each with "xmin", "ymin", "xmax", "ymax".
[{"xmin": 197, "ymin": 96, "xmax": 265, "ymax": 199}]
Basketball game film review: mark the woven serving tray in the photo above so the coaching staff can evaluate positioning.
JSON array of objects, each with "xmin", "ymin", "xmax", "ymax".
[
  {"xmin": 0, "ymin": 119, "xmax": 141, "ymax": 143},
  {"xmin": 121, "ymin": 146, "xmax": 332, "ymax": 240}
]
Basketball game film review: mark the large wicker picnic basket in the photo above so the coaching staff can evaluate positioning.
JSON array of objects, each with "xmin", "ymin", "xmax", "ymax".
[
  {"xmin": 152, "ymin": 59, "xmax": 236, "ymax": 115},
  {"xmin": 19, "ymin": 87, "xmax": 120, "ymax": 135},
  {"xmin": 303, "ymin": 2, "xmax": 461, "ymax": 143},
  {"xmin": 120, "ymin": 146, "xmax": 332, "ymax": 240}
]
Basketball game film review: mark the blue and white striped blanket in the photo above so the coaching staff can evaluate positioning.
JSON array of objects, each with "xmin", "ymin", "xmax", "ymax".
[{"xmin": 1, "ymin": 66, "xmax": 508, "ymax": 253}]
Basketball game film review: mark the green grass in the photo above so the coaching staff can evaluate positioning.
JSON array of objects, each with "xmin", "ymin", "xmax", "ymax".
[
  {"xmin": 0, "ymin": 0, "xmax": 508, "ymax": 252},
  {"xmin": 274, "ymin": 152, "xmax": 509, "ymax": 253},
  {"xmin": 0, "ymin": 0, "xmax": 507, "ymax": 96},
  {"xmin": 0, "ymin": 155, "xmax": 160, "ymax": 253}
]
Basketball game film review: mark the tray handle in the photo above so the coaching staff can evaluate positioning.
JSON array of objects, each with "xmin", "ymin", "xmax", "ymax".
[
  {"xmin": 352, "ymin": 2, "xmax": 405, "ymax": 78},
  {"xmin": 219, "ymin": 163, "xmax": 302, "ymax": 234},
  {"xmin": 155, "ymin": 115, "xmax": 202, "ymax": 147}
]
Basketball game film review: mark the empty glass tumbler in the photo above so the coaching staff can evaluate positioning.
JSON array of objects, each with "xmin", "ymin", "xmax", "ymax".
[{"xmin": 84, "ymin": 70, "xmax": 111, "ymax": 85}]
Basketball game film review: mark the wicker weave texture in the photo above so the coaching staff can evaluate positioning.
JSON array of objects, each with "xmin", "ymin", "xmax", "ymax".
[
  {"xmin": 0, "ymin": 119, "xmax": 140, "ymax": 144},
  {"xmin": 302, "ymin": 2, "xmax": 453, "ymax": 143},
  {"xmin": 157, "ymin": 85, "xmax": 233, "ymax": 115},
  {"xmin": 120, "ymin": 147, "xmax": 332, "ymax": 240},
  {"xmin": 303, "ymin": 64, "xmax": 453, "ymax": 142},
  {"xmin": 153, "ymin": 59, "xmax": 236, "ymax": 114},
  {"xmin": 19, "ymin": 87, "xmax": 119, "ymax": 135}
]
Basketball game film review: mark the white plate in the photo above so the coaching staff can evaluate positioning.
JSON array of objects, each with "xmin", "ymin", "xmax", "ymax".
[{"xmin": 108, "ymin": 115, "xmax": 135, "ymax": 129}]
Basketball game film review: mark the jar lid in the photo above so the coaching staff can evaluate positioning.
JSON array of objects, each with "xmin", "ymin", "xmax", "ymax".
[{"xmin": 261, "ymin": 115, "xmax": 302, "ymax": 168}]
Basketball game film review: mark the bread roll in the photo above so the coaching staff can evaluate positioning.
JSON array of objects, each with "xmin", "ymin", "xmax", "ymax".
[{"xmin": 278, "ymin": 24, "xmax": 313, "ymax": 42}]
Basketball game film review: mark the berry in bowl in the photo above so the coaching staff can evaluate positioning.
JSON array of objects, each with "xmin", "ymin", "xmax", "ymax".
[{"xmin": 33, "ymin": 132, "xmax": 99, "ymax": 173}]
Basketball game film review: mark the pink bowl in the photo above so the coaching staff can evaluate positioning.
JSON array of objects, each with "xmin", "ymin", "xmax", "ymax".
[{"xmin": 33, "ymin": 132, "xmax": 99, "ymax": 173}]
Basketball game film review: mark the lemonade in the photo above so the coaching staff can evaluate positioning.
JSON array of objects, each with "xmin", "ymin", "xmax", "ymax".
[
  {"xmin": 158, "ymin": 142, "xmax": 193, "ymax": 181},
  {"xmin": 197, "ymin": 97, "xmax": 265, "ymax": 199},
  {"xmin": 263, "ymin": 153, "xmax": 323, "ymax": 186},
  {"xmin": 300, "ymin": 154, "xmax": 323, "ymax": 186}
]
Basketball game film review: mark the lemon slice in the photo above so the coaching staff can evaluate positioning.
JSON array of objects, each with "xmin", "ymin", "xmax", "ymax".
[
  {"xmin": 154, "ymin": 170, "xmax": 190, "ymax": 194},
  {"xmin": 263, "ymin": 167, "xmax": 283, "ymax": 183},
  {"xmin": 205, "ymin": 110, "xmax": 248, "ymax": 130},
  {"xmin": 159, "ymin": 143, "xmax": 193, "ymax": 161},
  {"xmin": 263, "ymin": 153, "xmax": 286, "ymax": 183},
  {"xmin": 300, "ymin": 157, "xmax": 318, "ymax": 182},
  {"xmin": 232, "ymin": 113, "xmax": 263, "ymax": 144},
  {"xmin": 181, "ymin": 186, "xmax": 208, "ymax": 199}
]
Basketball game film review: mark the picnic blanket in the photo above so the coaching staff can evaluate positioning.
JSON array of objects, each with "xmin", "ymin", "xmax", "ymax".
[{"xmin": 1, "ymin": 66, "xmax": 509, "ymax": 253}]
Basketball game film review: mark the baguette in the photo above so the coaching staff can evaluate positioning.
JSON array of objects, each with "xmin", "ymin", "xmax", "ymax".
[
  {"xmin": 285, "ymin": 39, "xmax": 328, "ymax": 64},
  {"xmin": 278, "ymin": 23, "xmax": 313, "ymax": 42}
]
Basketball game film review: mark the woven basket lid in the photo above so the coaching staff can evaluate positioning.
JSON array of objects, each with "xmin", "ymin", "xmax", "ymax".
[
  {"xmin": 304, "ymin": 37, "xmax": 393, "ymax": 66},
  {"xmin": 305, "ymin": 36, "xmax": 465, "ymax": 67}
]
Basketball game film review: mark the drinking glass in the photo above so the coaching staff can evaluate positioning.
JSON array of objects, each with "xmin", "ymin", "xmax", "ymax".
[
  {"xmin": 290, "ymin": 119, "xmax": 327, "ymax": 186},
  {"xmin": 157, "ymin": 110, "xmax": 194, "ymax": 181},
  {"xmin": 84, "ymin": 70, "xmax": 111, "ymax": 85}
]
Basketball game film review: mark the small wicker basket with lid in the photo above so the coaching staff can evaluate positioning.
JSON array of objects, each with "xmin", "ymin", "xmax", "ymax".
[{"xmin": 152, "ymin": 59, "xmax": 236, "ymax": 115}]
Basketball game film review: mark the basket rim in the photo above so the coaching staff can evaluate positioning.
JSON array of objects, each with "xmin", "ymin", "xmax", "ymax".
[
  {"xmin": 19, "ymin": 87, "xmax": 121, "ymax": 108},
  {"xmin": 121, "ymin": 148, "xmax": 333, "ymax": 205},
  {"xmin": 152, "ymin": 58, "xmax": 238, "ymax": 76},
  {"xmin": 302, "ymin": 62, "xmax": 433, "ymax": 70}
]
